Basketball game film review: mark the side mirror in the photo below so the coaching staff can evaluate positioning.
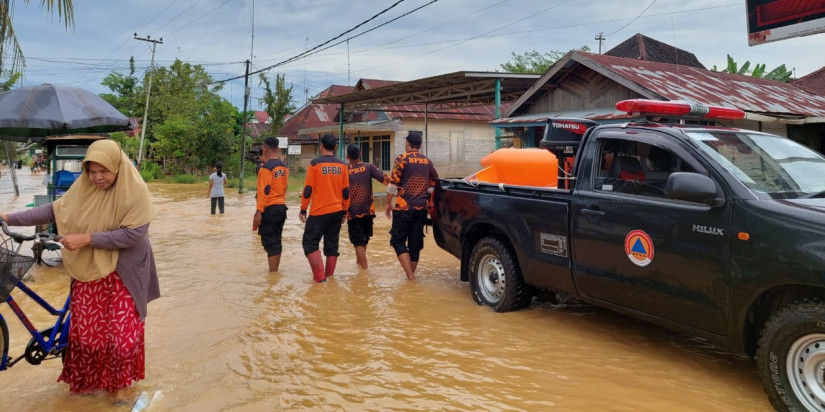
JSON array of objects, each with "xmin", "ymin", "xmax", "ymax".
[{"xmin": 665, "ymin": 172, "xmax": 724, "ymax": 206}]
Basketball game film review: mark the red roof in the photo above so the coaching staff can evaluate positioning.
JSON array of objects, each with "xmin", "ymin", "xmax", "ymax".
[
  {"xmin": 793, "ymin": 66, "xmax": 825, "ymax": 96},
  {"xmin": 354, "ymin": 79, "xmax": 402, "ymax": 91},
  {"xmin": 510, "ymin": 51, "xmax": 825, "ymax": 119},
  {"xmin": 277, "ymin": 85, "xmax": 353, "ymax": 142},
  {"xmin": 253, "ymin": 111, "xmax": 269, "ymax": 123}
]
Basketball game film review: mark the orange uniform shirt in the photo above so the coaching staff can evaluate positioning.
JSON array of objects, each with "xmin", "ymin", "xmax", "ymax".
[
  {"xmin": 301, "ymin": 155, "xmax": 350, "ymax": 216},
  {"xmin": 388, "ymin": 151, "xmax": 438, "ymax": 211},
  {"xmin": 257, "ymin": 158, "xmax": 288, "ymax": 212}
]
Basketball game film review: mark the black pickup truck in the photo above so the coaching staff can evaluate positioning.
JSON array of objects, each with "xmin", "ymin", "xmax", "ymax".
[{"xmin": 432, "ymin": 100, "xmax": 825, "ymax": 411}]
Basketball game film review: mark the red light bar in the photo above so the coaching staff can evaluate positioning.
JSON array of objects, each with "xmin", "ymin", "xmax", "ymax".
[{"xmin": 616, "ymin": 99, "xmax": 745, "ymax": 120}]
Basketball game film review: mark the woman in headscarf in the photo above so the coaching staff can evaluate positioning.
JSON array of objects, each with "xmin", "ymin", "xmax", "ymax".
[{"xmin": 1, "ymin": 139, "xmax": 160, "ymax": 404}]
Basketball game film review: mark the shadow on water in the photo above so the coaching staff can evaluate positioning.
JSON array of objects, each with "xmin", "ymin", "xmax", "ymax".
[{"xmin": 0, "ymin": 169, "xmax": 771, "ymax": 411}]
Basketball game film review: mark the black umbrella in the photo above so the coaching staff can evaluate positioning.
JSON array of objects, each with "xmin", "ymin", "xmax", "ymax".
[{"xmin": 0, "ymin": 84, "xmax": 133, "ymax": 143}]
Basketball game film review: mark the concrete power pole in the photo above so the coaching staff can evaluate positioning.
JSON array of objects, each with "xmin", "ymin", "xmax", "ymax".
[
  {"xmin": 595, "ymin": 32, "xmax": 605, "ymax": 54},
  {"xmin": 239, "ymin": 60, "xmax": 251, "ymax": 193},
  {"xmin": 134, "ymin": 33, "xmax": 163, "ymax": 170}
]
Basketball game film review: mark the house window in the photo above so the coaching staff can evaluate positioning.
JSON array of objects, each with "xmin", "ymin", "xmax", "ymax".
[
  {"xmin": 380, "ymin": 140, "xmax": 391, "ymax": 170},
  {"xmin": 360, "ymin": 141, "xmax": 370, "ymax": 164}
]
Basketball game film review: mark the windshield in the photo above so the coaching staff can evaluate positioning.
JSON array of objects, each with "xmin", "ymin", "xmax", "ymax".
[{"xmin": 686, "ymin": 131, "xmax": 825, "ymax": 198}]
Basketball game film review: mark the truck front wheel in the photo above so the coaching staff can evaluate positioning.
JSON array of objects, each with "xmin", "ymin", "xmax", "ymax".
[
  {"xmin": 468, "ymin": 237, "xmax": 530, "ymax": 312},
  {"xmin": 757, "ymin": 300, "xmax": 825, "ymax": 412}
]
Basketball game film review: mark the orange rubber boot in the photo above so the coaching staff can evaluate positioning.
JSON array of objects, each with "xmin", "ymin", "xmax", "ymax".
[{"xmin": 307, "ymin": 251, "xmax": 325, "ymax": 282}]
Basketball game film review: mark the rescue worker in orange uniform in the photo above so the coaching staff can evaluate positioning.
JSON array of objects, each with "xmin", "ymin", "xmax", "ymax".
[
  {"xmin": 345, "ymin": 143, "xmax": 389, "ymax": 269},
  {"xmin": 300, "ymin": 134, "xmax": 350, "ymax": 282},
  {"xmin": 254, "ymin": 137, "xmax": 289, "ymax": 272},
  {"xmin": 385, "ymin": 131, "xmax": 439, "ymax": 281}
]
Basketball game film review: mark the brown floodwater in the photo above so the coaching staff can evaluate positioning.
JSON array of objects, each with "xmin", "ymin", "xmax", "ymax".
[{"xmin": 0, "ymin": 167, "xmax": 773, "ymax": 411}]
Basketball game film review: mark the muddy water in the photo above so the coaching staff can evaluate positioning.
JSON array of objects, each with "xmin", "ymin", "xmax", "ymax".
[{"xmin": 0, "ymin": 167, "xmax": 772, "ymax": 411}]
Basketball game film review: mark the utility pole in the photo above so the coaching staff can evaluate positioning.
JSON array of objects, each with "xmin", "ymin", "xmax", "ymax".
[
  {"xmin": 239, "ymin": 60, "xmax": 251, "ymax": 193},
  {"xmin": 595, "ymin": 32, "xmax": 605, "ymax": 54},
  {"xmin": 134, "ymin": 33, "xmax": 163, "ymax": 170}
]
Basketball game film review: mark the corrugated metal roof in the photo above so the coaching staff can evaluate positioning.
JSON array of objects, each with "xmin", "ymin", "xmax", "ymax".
[
  {"xmin": 507, "ymin": 51, "xmax": 825, "ymax": 122},
  {"xmin": 584, "ymin": 52, "xmax": 825, "ymax": 117}
]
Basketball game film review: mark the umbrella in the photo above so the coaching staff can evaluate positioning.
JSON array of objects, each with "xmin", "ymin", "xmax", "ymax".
[{"xmin": 0, "ymin": 84, "xmax": 133, "ymax": 143}]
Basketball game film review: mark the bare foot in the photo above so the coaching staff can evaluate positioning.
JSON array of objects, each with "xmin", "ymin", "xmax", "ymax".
[
  {"xmin": 406, "ymin": 274, "xmax": 416, "ymax": 281},
  {"xmin": 114, "ymin": 387, "xmax": 133, "ymax": 405}
]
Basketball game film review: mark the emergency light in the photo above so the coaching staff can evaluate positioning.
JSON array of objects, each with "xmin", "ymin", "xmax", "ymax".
[{"xmin": 616, "ymin": 99, "xmax": 745, "ymax": 120}]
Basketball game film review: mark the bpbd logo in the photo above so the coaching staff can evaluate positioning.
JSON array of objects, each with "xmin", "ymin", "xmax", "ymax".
[{"xmin": 624, "ymin": 230, "xmax": 654, "ymax": 267}]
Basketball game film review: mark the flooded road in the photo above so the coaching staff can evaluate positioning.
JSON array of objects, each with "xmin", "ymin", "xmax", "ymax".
[{"xmin": 0, "ymin": 166, "xmax": 772, "ymax": 411}]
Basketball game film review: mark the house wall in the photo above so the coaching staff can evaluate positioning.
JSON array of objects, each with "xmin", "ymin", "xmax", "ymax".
[
  {"xmin": 527, "ymin": 67, "xmax": 645, "ymax": 114},
  {"xmin": 396, "ymin": 119, "xmax": 496, "ymax": 178}
]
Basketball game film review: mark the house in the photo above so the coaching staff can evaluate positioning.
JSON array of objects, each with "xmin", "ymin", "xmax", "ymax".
[
  {"xmin": 605, "ymin": 33, "xmax": 706, "ymax": 69},
  {"xmin": 309, "ymin": 73, "xmax": 539, "ymax": 177},
  {"xmin": 277, "ymin": 85, "xmax": 354, "ymax": 169},
  {"xmin": 497, "ymin": 50, "xmax": 825, "ymax": 153},
  {"xmin": 246, "ymin": 111, "xmax": 272, "ymax": 138}
]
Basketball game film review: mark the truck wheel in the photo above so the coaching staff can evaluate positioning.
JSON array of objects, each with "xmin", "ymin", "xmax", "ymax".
[
  {"xmin": 757, "ymin": 300, "xmax": 825, "ymax": 412},
  {"xmin": 468, "ymin": 237, "xmax": 530, "ymax": 312}
]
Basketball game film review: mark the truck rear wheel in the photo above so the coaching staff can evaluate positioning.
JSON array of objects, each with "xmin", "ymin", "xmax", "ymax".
[
  {"xmin": 468, "ymin": 237, "xmax": 530, "ymax": 312},
  {"xmin": 757, "ymin": 300, "xmax": 825, "ymax": 412}
]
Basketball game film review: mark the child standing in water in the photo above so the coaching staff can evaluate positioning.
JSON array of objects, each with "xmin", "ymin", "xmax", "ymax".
[{"xmin": 208, "ymin": 162, "xmax": 228, "ymax": 215}]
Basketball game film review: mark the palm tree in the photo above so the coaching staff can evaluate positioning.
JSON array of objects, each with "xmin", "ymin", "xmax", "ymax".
[{"xmin": 0, "ymin": 0, "xmax": 74, "ymax": 88}]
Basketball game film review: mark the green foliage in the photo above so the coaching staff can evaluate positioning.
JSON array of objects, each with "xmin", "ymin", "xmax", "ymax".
[
  {"xmin": 172, "ymin": 174, "xmax": 197, "ymax": 184},
  {"xmin": 0, "ymin": 72, "xmax": 21, "ymax": 92},
  {"xmin": 713, "ymin": 54, "xmax": 793, "ymax": 82},
  {"xmin": 139, "ymin": 162, "xmax": 162, "ymax": 182},
  {"xmin": 109, "ymin": 132, "xmax": 140, "ymax": 160},
  {"xmin": 104, "ymin": 59, "xmax": 239, "ymax": 175},
  {"xmin": 258, "ymin": 73, "xmax": 296, "ymax": 136},
  {"xmin": 100, "ymin": 57, "xmax": 142, "ymax": 117},
  {"xmin": 499, "ymin": 46, "xmax": 591, "ymax": 73},
  {"xmin": 0, "ymin": 0, "xmax": 74, "ymax": 85}
]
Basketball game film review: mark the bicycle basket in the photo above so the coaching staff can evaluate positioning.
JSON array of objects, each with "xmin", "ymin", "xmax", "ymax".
[{"xmin": 0, "ymin": 246, "xmax": 35, "ymax": 301}]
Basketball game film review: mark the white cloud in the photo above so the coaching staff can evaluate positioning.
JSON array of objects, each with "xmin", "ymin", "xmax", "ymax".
[{"xmin": 8, "ymin": 0, "xmax": 825, "ymax": 110}]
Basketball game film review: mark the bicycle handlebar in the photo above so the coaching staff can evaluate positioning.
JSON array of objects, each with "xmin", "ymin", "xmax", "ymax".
[{"xmin": 0, "ymin": 217, "xmax": 63, "ymax": 247}]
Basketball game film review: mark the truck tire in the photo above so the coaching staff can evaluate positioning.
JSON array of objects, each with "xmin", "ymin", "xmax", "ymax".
[
  {"xmin": 468, "ymin": 236, "xmax": 531, "ymax": 312},
  {"xmin": 757, "ymin": 300, "xmax": 825, "ymax": 412}
]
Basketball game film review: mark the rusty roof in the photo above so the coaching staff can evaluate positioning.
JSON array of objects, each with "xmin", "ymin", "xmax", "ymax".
[
  {"xmin": 793, "ymin": 66, "xmax": 825, "ymax": 96},
  {"xmin": 313, "ymin": 71, "xmax": 539, "ymax": 111},
  {"xmin": 507, "ymin": 51, "xmax": 825, "ymax": 123}
]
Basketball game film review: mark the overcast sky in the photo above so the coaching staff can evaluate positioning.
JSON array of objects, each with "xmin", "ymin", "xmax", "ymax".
[{"xmin": 9, "ymin": 0, "xmax": 825, "ymax": 111}]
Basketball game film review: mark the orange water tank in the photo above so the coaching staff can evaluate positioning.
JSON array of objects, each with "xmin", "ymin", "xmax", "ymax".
[{"xmin": 465, "ymin": 148, "xmax": 558, "ymax": 187}]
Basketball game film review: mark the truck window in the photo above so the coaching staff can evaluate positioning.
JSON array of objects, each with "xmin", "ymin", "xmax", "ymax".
[{"xmin": 594, "ymin": 139, "xmax": 694, "ymax": 197}]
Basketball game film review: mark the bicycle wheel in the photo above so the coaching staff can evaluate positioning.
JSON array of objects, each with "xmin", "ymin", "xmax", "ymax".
[{"xmin": 1, "ymin": 316, "xmax": 8, "ymax": 370}]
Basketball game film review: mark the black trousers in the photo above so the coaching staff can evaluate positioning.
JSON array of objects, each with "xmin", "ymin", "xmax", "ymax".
[
  {"xmin": 210, "ymin": 197, "xmax": 225, "ymax": 214},
  {"xmin": 302, "ymin": 211, "xmax": 345, "ymax": 256},
  {"xmin": 389, "ymin": 209, "xmax": 428, "ymax": 261}
]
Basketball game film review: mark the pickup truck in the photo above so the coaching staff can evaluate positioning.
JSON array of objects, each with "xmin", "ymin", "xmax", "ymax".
[{"xmin": 431, "ymin": 99, "xmax": 825, "ymax": 412}]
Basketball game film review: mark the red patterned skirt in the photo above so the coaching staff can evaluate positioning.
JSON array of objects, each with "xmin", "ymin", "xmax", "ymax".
[{"xmin": 58, "ymin": 272, "xmax": 145, "ymax": 393}]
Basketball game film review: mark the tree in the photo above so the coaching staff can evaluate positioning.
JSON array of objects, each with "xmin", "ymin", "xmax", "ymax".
[
  {"xmin": 0, "ymin": 0, "xmax": 74, "ymax": 83},
  {"xmin": 100, "ymin": 57, "xmax": 142, "ymax": 117},
  {"xmin": 713, "ymin": 54, "xmax": 793, "ymax": 82},
  {"xmin": 500, "ymin": 46, "xmax": 591, "ymax": 73},
  {"xmin": 146, "ymin": 59, "xmax": 237, "ymax": 174},
  {"xmin": 258, "ymin": 73, "xmax": 295, "ymax": 137}
]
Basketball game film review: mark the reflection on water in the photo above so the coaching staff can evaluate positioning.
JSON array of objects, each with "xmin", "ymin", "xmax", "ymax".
[{"xmin": 0, "ymin": 167, "xmax": 771, "ymax": 411}]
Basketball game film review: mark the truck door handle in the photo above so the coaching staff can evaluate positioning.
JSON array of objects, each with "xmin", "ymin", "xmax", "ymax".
[{"xmin": 580, "ymin": 209, "xmax": 605, "ymax": 218}]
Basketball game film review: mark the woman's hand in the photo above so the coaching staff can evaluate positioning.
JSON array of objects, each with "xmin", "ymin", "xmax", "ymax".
[{"xmin": 60, "ymin": 233, "xmax": 92, "ymax": 251}]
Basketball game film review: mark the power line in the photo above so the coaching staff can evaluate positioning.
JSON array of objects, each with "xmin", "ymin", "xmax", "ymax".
[{"xmin": 213, "ymin": 0, "xmax": 412, "ymax": 83}]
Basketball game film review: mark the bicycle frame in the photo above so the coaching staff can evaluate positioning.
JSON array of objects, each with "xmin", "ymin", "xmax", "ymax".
[{"xmin": 0, "ymin": 279, "xmax": 71, "ymax": 371}]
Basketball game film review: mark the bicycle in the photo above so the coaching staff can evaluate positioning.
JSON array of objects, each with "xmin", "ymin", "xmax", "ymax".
[{"xmin": 0, "ymin": 217, "xmax": 69, "ymax": 371}]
